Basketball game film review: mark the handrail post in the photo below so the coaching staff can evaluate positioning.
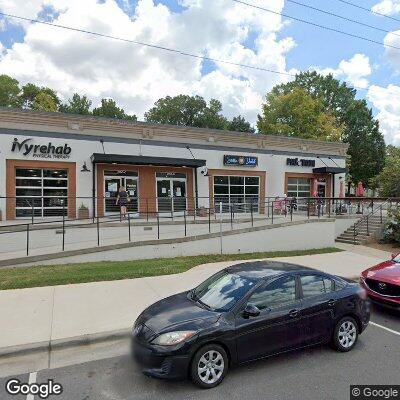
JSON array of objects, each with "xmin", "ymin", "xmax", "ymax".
[
  {"xmin": 26, "ymin": 224, "xmax": 30, "ymax": 256},
  {"xmin": 62, "ymin": 202, "xmax": 65, "ymax": 251},
  {"xmin": 271, "ymin": 200, "xmax": 274, "ymax": 224},
  {"xmin": 251, "ymin": 201, "xmax": 254, "ymax": 227},
  {"xmin": 128, "ymin": 212, "xmax": 131, "ymax": 242},
  {"xmin": 157, "ymin": 214, "xmax": 160, "ymax": 239},
  {"xmin": 366, "ymin": 215, "xmax": 369, "ymax": 236},
  {"xmin": 32, "ymin": 200, "xmax": 34, "ymax": 225},
  {"xmin": 353, "ymin": 224, "xmax": 356, "ymax": 244},
  {"xmin": 184, "ymin": 210, "xmax": 187, "ymax": 237},
  {"xmin": 380, "ymin": 205, "xmax": 383, "ymax": 223},
  {"xmin": 97, "ymin": 216, "xmax": 100, "ymax": 246},
  {"xmin": 230, "ymin": 203, "xmax": 233, "ymax": 229},
  {"xmin": 290, "ymin": 199, "xmax": 293, "ymax": 222},
  {"xmin": 146, "ymin": 198, "xmax": 149, "ymax": 222},
  {"xmin": 307, "ymin": 198, "xmax": 310, "ymax": 219},
  {"xmin": 208, "ymin": 206, "xmax": 211, "ymax": 233}
]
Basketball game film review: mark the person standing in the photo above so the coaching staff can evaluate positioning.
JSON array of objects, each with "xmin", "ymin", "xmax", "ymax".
[{"xmin": 116, "ymin": 186, "xmax": 129, "ymax": 220}]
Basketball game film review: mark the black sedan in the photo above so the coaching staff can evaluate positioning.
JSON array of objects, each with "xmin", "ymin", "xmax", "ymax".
[{"xmin": 132, "ymin": 261, "xmax": 370, "ymax": 388}]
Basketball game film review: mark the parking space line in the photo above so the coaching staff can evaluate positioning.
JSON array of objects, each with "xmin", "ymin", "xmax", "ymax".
[
  {"xmin": 27, "ymin": 372, "xmax": 37, "ymax": 400},
  {"xmin": 370, "ymin": 321, "xmax": 400, "ymax": 336}
]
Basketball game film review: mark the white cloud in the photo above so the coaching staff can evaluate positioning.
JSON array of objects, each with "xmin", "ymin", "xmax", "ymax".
[
  {"xmin": 313, "ymin": 53, "xmax": 372, "ymax": 89},
  {"xmin": 372, "ymin": 0, "xmax": 400, "ymax": 15},
  {"xmin": 383, "ymin": 30, "xmax": 400, "ymax": 72},
  {"xmin": 0, "ymin": 0, "xmax": 294, "ymax": 124},
  {"xmin": 368, "ymin": 84, "xmax": 400, "ymax": 145}
]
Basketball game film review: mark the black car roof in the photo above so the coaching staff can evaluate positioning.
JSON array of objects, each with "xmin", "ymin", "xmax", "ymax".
[{"xmin": 226, "ymin": 261, "xmax": 317, "ymax": 280}]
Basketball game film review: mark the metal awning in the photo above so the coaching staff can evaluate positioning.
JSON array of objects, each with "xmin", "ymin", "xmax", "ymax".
[
  {"xmin": 313, "ymin": 167, "xmax": 346, "ymax": 174},
  {"xmin": 91, "ymin": 153, "xmax": 206, "ymax": 168}
]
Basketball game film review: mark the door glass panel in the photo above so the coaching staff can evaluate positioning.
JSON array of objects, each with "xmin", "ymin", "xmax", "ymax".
[
  {"xmin": 300, "ymin": 275, "xmax": 326, "ymax": 298},
  {"xmin": 247, "ymin": 276, "xmax": 296, "ymax": 310},
  {"xmin": 105, "ymin": 178, "xmax": 120, "ymax": 214},
  {"xmin": 172, "ymin": 180, "xmax": 186, "ymax": 212},
  {"xmin": 125, "ymin": 178, "xmax": 139, "ymax": 213},
  {"xmin": 157, "ymin": 179, "xmax": 173, "ymax": 213}
]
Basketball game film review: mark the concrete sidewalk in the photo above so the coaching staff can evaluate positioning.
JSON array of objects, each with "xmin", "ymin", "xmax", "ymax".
[{"xmin": 0, "ymin": 246, "xmax": 390, "ymax": 355}]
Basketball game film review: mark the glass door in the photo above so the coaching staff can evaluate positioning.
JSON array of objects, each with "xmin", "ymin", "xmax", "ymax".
[
  {"xmin": 105, "ymin": 177, "xmax": 121, "ymax": 214},
  {"xmin": 156, "ymin": 173, "xmax": 187, "ymax": 214},
  {"xmin": 125, "ymin": 178, "xmax": 139, "ymax": 214}
]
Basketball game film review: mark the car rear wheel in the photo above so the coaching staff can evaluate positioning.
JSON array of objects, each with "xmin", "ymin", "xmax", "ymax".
[
  {"xmin": 332, "ymin": 316, "xmax": 358, "ymax": 352},
  {"xmin": 190, "ymin": 344, "xmax": 228, "ymax": 389}
]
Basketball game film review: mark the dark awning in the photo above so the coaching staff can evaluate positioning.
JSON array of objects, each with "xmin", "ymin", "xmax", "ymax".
[
  {"xmin": 313, "ymin": 167, "xmax": 346, "ymax": 174},
  {"xmin": 91, "ymin": 153, "xmax": 206, "ymax": 168}
]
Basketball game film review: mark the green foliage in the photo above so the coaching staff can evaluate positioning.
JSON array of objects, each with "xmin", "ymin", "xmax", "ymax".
[
  {"xmin": 21, "ymin": 83, "xmax": 60, "ymax": 109},
  {"xmin": 144, "ymin": 94, "xmax": 228, "ymax": 129},
  {"xmin": 257, "ymin": 88, "xmax": 344, "ymax": 141},
  {"xmin": 371, "ymin": 145, "xmax": 400, "ymax": 197},
  {"xmin": 228, "ymin": 115, "xmax": 255, "ymax": 133},
  {"xmin": 32, "ymin": 92, "xmax": 58, "ymax": 112},
  {"xmin": 0, "ymin": 74, "xmax": 21, "ymax": 107},
  {"xmin": 60, "ymin": 93, "xmax": 92, "ymax": 115},
  {"xmin": 382, "ymin": 207, "xmax": 400, "ymax": 245},
  {"xmin": 263, "ymin": 71, "xmax": 386, "ymax": 187},
  {"xmin": 93, "ymin": 98, "xmax": 137, "ymax": 121}
]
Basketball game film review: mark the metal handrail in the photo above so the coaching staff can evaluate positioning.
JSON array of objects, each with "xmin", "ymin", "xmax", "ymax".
[{"xmin": 352, "ymin": 198, "xmax": 392, "ymax": 244}]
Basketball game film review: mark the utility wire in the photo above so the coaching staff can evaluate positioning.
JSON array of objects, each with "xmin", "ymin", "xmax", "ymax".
[
  {"xmin": 0, "ymin": 11, "xmax": 296, "ymax": 77},
  {"xmin": 232, "ymin": 0, "xmax": 400, "ymax": 50},
  {"xmin": 0, "ymin": 10, "xmax": 379, "ymax": 93},
  {"xmin": 287, "ymin": 0, "xmax": 400, "ymax": 37},
  {"xmin": 333, "ymin": 0, "xmax": 400, "ymax": 24}
]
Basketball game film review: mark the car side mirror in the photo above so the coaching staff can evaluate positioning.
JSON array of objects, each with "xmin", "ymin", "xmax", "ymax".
[{"xmin": 243, "ymin": 304, "xmax": 260, "ymax": 318}]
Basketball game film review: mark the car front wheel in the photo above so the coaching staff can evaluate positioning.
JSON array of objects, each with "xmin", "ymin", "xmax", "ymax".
[
  {"xmin": 190, "ymin": 344, "xmax": 228, "ymax": 389},
  {"xmin": 332, "ymin": 316, "xmax": 359, "ymax": 352}
]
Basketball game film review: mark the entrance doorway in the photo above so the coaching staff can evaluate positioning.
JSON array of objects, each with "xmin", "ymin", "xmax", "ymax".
[
  {"xmin": 156, "ymin": 173, "xmax": 187, "ymax": 214},
  {"xmin": 317, "ymin": 179, "xmax": 326, "ymax": 197},
  {"xmin": 104, "ymin": 171, "xmax": 138, "ymax": 215}
]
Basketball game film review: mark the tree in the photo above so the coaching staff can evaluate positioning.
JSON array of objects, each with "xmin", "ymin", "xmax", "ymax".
[
  {"xmin": 32, "ymin": 92, "xmax": 58, "ymax": 112},
  {"xmin": 144, "ymin": 95, "xmax": 228, "ymax": 130},
  {"xmin": 228, "ymin": 115, "xmax": 255, "ymax": 133},
  {"xmin": 93, "ymin": 98, "xmax": 137, "ymax": 121},
  {"xmin": 21, "ymin": 83, "xmax": 60, "ymax": 109},
  {"xmin": 265, "ymin": 71, "xmax": 386, "ymax": 187},
  {"xmin": 60, "ymin": 93, "xmax": 92, "ymax": 115},
  {"xmin": 371, "ymin": 145, "xmax": 400, "ymax": 197},
  {"xmin": 0, "ymin": 74, "xmax": 21, "ymax": 107},
  {"xmin": 257, "ymin": 88, "xmax": 344, "ymax": 141}
]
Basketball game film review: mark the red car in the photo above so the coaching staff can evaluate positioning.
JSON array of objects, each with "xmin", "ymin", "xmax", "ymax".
[{"xmin": 360, "ymin": 253, "xmax": 400, "ymax": 309}]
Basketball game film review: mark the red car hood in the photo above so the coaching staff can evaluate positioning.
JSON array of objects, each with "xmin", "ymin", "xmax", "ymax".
[{"xmin": 362, "ymin": 260, "xmax": 400, "ymax": 285}]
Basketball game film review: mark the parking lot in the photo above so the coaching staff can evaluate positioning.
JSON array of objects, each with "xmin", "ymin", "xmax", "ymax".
[{"xmin": 1, "ymin": 303, "xmax": 398, "ymax": 400}]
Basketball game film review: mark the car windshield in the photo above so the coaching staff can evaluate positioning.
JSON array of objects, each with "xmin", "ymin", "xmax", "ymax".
[
  {"xmin": 393, "ymin": 254, "xmax": 400, "ymax": 263},
  {"xmin": 191, "ymin": 270, "xmax": 256, "ymax": 312}
]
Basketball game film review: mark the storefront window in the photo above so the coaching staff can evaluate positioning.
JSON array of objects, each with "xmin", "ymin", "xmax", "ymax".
[
  {"xmin": 15, "ymin": 168, "xmax": 68, "ymax": 217},
  {"xmin": 287, "ymin": 178, "xmax": 311, "ymax": 198},
  {"xmin": 214, "ymin": 175, "xmax": 260, "ymax": 212}
]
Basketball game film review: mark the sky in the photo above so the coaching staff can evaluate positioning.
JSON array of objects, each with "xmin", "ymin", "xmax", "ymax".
[{"xmin": 0, "ymin": 0, "xmax": 400, "ymax": 145}]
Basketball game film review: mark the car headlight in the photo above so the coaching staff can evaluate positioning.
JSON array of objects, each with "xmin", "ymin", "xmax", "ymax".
[{"xmin": 151, "ymin": 331, "xmax": 197, "ymax": 346}]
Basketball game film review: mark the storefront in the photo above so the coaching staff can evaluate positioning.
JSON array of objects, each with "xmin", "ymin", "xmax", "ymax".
[{"xmin": 0, "ymin": 108, "xmax": 348, "ymax": 221}]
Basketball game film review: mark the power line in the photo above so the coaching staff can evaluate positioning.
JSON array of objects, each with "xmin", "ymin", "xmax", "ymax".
[
  {"xmin": 287, "ymin": 0, "xmax": 400, "ymax": 38},
  {"xmin": 0, "ymin": 11, "xmax": 296, "ymax": 77},
  {"xmin": 0, "ymin": 10, "xmax": 383, "ymax": 94},
  {"xmin": 333, "ymin": 0, "xmax": 400, "ymax": 24},
  {"xmin": 232, "ymin": 0, "xmax": 400, "ymax": 50}
]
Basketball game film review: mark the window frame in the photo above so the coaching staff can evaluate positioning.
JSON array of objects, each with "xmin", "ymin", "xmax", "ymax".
[
  {"xmin": 298, "ymin": 272, "xmax": 335, "ymax": 300},
  {"xmin": 243, "ymin": 274, "xmax": 301, "ymax": 313}
]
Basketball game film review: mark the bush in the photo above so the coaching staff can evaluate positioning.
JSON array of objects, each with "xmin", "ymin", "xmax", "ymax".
[{"xmin": 382, "ymin": 207, "xmax": 400, "ymax": 244}]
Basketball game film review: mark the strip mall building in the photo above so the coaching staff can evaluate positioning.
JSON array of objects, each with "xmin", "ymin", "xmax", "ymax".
[{"xmin": 0, "ymin": 108, "xmax": 348, "ymax": 220}]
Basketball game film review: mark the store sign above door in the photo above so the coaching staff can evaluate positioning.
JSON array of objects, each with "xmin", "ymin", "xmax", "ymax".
[
  {"xmin": 286, "ymin": 158, "xmax": 315, "ymax": 167},
  {"xmin": 223, "ymin": 155, "xmax": 258, "ymax": 167},
  {"xmin": 11, "ymin": 138, "xmax": 72, "ymax": 159}
]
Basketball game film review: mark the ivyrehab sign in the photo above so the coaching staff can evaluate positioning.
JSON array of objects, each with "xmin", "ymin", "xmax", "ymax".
[{"xmin": 11, "ymin": 138, "xmax": 72, "ymax": 159}]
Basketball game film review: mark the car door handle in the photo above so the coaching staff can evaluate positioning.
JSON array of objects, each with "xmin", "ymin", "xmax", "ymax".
[
  {"xmin": 288, "ymin": 309, "xmax": 299, "ymax": 317},
  {"xmin": 328, "ymin": 299, "xmax": 336, "ymax": 307}
]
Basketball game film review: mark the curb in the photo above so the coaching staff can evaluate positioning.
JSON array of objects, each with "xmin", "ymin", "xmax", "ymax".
[{"xmin": 0, "ymin": 328, "xmax": 131, "ymax": 358}]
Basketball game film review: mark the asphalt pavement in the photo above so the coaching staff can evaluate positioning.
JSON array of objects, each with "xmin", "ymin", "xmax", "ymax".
[{"xmin": 0, "ymin": 304, "xmax": 398, "ymax": 400}]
